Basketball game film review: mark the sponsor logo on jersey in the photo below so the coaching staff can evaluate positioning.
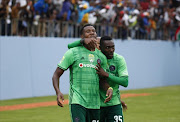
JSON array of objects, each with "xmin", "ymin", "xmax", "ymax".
[
  {"xmin": 59, "ymin": 56, "xmax": 65, "ymax": 64},
  {"xmin": 88, "ymin": 54, "xmax": 95, "ymax": 63},
  {"xmin": 79, "ymin": 63, "xmax": 97, "ymax": 68},
  {"xmin": 79, "ymin": 63, "xmax": 83, "ymax": 68},
  {"xmin": 109, "ymin": 65, "xmax": 115, "ymax": 71}
]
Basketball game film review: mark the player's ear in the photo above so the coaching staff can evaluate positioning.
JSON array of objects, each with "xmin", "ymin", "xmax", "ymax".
[
  {"xmin": 99, "ymin": 45, "xmax": 102, "ymax": 50},
  {"xmin": 97, "ymin": 45, "xmax": 100, "ymax": 50},
  {"xmin": 80, "ymin": 34, "xmax": 84, "ymax": 39}
]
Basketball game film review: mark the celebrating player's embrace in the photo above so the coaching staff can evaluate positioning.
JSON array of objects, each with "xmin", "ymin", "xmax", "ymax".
[{"xmin": 52, "ymin": 24, "xmax": 128, "ymax": 122}]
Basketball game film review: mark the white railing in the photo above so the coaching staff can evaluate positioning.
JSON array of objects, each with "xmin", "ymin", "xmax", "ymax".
[{"xmin": 0, "ymin": 18, "xmax": 177, "ymax": 41}]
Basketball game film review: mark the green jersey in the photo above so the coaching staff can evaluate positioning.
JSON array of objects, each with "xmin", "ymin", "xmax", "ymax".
[
  {"xmin": 58, "ymin": 46, "xmax": 107, "ymax": 109},
  {"xmin": 100, "ymin": 53, "xmax": 128, "ymax": 107}
]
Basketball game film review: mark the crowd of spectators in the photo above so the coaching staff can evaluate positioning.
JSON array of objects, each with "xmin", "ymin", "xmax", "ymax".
[{"xmin": 0, "ymin": 0, "xmax": 180, "ymax": 41}]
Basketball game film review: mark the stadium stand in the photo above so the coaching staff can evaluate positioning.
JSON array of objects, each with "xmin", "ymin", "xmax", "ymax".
[{"xmin": 0, "ymin": 0, "xmax": 180, "ymax": 41}]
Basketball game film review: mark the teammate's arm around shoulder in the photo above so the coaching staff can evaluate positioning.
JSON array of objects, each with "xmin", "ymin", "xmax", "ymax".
[
  {"xmin": 68, "ymin": 38, "xmax": 97, "ymax": 49},
  {"xmin": 68, "ymin": 40, "xmax": 82, "ymax": 49}
]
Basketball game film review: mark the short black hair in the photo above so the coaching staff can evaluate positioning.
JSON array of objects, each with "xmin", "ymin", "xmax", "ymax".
[
  {"xmin": 80, "ymin": 24, "xmax": 95, "ymax": 35},
  {"xmin": 100, "ymin": 36, "xmax": 112, "ymax": 46}
]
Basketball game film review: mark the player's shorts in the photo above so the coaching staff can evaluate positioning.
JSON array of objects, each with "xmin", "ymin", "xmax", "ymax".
[
  {"xmin": 70, "ymin": 104, "xmax": 100, "ymax": 122},
  {"xmin": 100, "ymin": 104, "xmax": 123, "ymax": 122}
]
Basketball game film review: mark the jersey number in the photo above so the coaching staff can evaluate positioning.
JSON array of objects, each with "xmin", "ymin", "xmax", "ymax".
[
  {"xmin": 114, "ymin": 115, "xmax": 122, "ymax": 122},
  {"xmin": 92, "ymin": 120, "xmax": 99, "ymax": 122}
]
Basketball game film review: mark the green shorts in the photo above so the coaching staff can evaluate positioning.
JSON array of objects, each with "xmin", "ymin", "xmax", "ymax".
[
  {"xmin": 100, "ymin": 104, "xmax": 123, "ymax": 122},
  {"xmin": 70, "ymin": 104, "xmax": 100, "ymax": 122}
]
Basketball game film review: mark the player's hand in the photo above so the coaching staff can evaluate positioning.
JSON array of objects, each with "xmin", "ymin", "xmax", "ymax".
[
  {"xmin": 57, "ymin": 92, "xmax": 64, "ymax": 107},
  {"xmin": 96, "ymin": 63, "xmax": 109, "ymax": 77},
  {"xmin": 84, "ymin": 38, "xmax": 97, "ymax": 50},
  {"xmin": 121, "ymin": 100, "xmax": 127, "ymax": 111},
  {"xmin": 104, "ymin": 87, "xmax": 113, "ymax": 103}
]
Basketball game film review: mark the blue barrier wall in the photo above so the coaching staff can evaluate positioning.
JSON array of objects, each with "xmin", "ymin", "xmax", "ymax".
[{"xmin": 0, "ymin": 37, "xmax": 180, "ymax": 100}]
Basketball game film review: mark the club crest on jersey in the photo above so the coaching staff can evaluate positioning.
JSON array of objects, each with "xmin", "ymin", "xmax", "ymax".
[
  {"xmin": 109, "ymin": 65, "xmax": 115, "ymax": 71},
  {"xmin": 88, "ymin": 54, "xmax": 95, "ymax": 63},
  {"xmin": 97, "ymin": 59, "xmax": 101, "ymax": 64}
]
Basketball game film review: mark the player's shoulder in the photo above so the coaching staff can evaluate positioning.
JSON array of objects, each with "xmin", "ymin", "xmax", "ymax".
[
  {"xmin": 64, "ymin": 47, "xmax": 82, "ymax": 57},
  {"xmin": 96, "ymin": 49, "xmax": 106, "ymax": 58},
  {"xmin": 68, "ymin": 46, "xmax": 83, "ymax": 52},
  {"xmin": 113, "ymin": 52, "xmax": 125, "ymax": 60}
]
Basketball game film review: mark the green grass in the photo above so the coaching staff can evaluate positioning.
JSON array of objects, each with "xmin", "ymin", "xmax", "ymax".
[
  {"xmin": 0, "ymin": 95, "xmax": 68, "ymax": 106},
  {"xmin": 0, "ymin": 85, "xmax": 180, "ymax": 122}
]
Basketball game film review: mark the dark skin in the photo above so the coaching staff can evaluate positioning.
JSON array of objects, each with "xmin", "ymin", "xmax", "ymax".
[
  {"xmin": 83, "ymin": 38, "xmax": 127, "ymax": 110},
  {"xmin": 100, "ymin": 40, "xmax": 115, "ymax": 59},
  {"xmin": 52, "ymin": 26, "xmax": 113, "ymax": 107},
  {"xmin": 95, "ymin": 40, "xmax": 127, "ymax": 110},
  {"xmin": 96, "ymin": 40, "xmax": 115, "ymax": 78},
  {"xmin": 52, "ymin": 68, "xmax": 65, "ymax": 107},
  {"xmin": 80, "ymin": 26, "xmax": 97, "ymax": 51}
]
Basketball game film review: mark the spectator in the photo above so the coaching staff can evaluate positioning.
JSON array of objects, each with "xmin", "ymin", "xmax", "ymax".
[
  {"xmin": 0, "ymin": 0, "xmax": 11, "ymax": 35},
  {"xmin": 115, "ymin": 10, "xmax": 129, "ymax": 39},
  {"xmin": 77, "ymin": 2, "xmax": 94, "ymax": 23},
  {"xmin": 11, "ymin": 2, "xmax": 28, "ymax": 35},
  {"xmin": 34, "ymin": 0, "xmax": 51, "ymax": 15},
  {"xmin": 129, "ymin": 9, "xmax": 139, "ymax": 39},
  {"xmin": 48, "ymin": 9, "xmax": 57, "ymax": 37},
  {"xmin": 33, "ymin": 12, "xmax": 41, "ymax": 36},
  {"xmin": 56, "ymin": 0, "xmax": 72, "ymax": 37},
  {"xmin": 57, "ymin": 0, "xmax": 72, "ymax": 21},
  {"xmin": 53, "ymin": 0, "xmax": 64, "ymax": 11},
  {"xmin": 34, "ymin": 0, "xmax": 52, "ymax": 36},
  {"xmin": 18, "ymin": 1, "xmax": 33, "ymax": 36},
  {"xmin": 175, "ymin": 7, "xmax": 180, "ymax": 26},
  {"xmin": 156, "ymin": 15, "xmax": 164, "ymax": 40},
  {"xmin": 149, "ymin": 16, "xmax": 156, "ymax": 39},
  {"xmin": 0, "ymin": 0, "xmax": 179, "ymax": 40}
]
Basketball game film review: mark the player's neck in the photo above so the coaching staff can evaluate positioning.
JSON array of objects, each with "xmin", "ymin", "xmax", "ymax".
[{"xmin": 84, "ymin": 45, "xmax": 95, "ymax": 51}]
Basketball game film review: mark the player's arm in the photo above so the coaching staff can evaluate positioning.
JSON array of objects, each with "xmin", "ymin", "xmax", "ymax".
[
  {"xmin": 121, "ymin": 100, "xmax": 127, "ymax": 111},
  {"xmin": 98, "ymin": 58, "xmax": 113, "ymax": 103},
  {"xmin": 52, "ymin": 49, "xmax": 74, "ymax": 107},
  {"xmin": 96, "ymin": 58, "xmax": 128, "ymax": 87},
  {"xmin": 108, "ymin": 75, "xmax": 128, "ymax": 87},
  {"xmin": 99, "ymin": 77, "xmax": 109, "ymax": 90},
  {"xmin": 99, "ymin": 77, "xmax": 113, "ymax": 103},
  {"xmin": 96, "ymin": 64, "xmax": 128, "ymax": 87},
  {"xmin": 68, "ymin": 38, "xmax": 97, "ymax": 49},
  {"xmin": 109, "ymin": 56, "xmax": 128, "ymax": 87},
  {"xmin": 68, "ymin": 40, "xmax": 82, "ymax": 49},
  {"xmin": 52, "ymin": 67, "xmax": 65, "ymax": 107}
]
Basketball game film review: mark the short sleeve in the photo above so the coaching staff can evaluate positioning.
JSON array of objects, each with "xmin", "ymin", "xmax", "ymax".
[
  {"xmin": 58, "ymin": 49, "xmax": 74, "ymax": 70},
  {"xmin": 118, "ymin": 56, "xmax": 128, "ymax": 77}
]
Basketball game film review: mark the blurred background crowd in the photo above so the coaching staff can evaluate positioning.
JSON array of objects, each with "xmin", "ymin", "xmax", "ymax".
[{"xmin": 0, "ymin": 0, "xmax": 180, "ymax": 40}]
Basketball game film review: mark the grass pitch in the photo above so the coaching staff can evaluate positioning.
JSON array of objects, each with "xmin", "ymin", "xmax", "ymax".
[{"xmin": 0, "ymin": 85, "xmax": 180, "ymax": 122}]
